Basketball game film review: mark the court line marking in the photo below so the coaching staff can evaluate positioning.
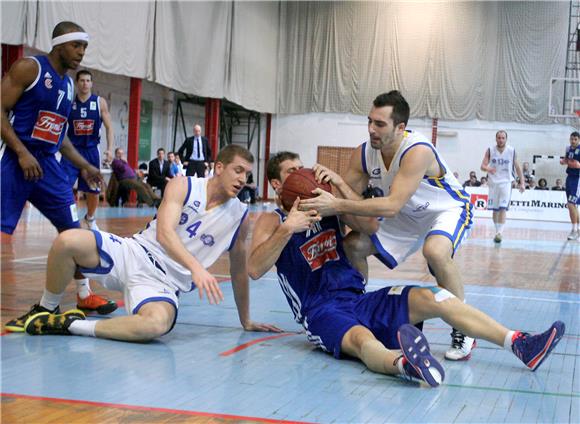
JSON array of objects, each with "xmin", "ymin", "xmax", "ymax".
[
  {"xmin": 219, "ymin": 333, "xmax": 300, "ymax": 357},
  {"xmin": 0, "ymin": 392, "xmax": 312, "ymax": 423}
]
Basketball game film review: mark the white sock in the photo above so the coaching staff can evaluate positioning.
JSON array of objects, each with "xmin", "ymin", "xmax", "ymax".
[
  {"xmin": 497, "ymin": 224, "xmax": 504, "ymax": 234},
  {"xmin": 573, "ymin": 223, "xmax": 578, "ymax": 232},
  {"xmin": 395, "ymin": 356, "xmax": 406, "ymax": 375},
  {"xmin": 494, "ymin": 223, "xmax": 500, "ymax": 233},
  {"xmin": 503, "ymin": 330, "xmax": 516, "ymax": 350},
  {"xmin": 68, "ymin": 320, "xmax": 97, "ymax": 337},
  {"xmin": 76, "ymin": 278, "xmax": 92, "ymax": 299},
  {"xmin": 39, "ymin": 289, "xmax": 64, "ymax": 311}
]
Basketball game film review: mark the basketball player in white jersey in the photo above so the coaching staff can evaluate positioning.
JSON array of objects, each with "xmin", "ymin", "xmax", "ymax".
[
  {"xmin": 10, "ymin": 145, "xmax": 281, "ymax": 341},
  {"xmin": 480, "ymin": 130, "xmax": 525, "ymax": 243},
  {"xmin": 300, "ymin": 91, "xmax": 476, "ymax": 361}
]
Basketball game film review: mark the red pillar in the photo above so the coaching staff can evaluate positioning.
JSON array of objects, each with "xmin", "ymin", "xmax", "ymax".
[
  {"xmin": 2, "ymin": 44, "xmax": 24, "ymax": 77},
  {"xmin": 431, "ymin": 117, "xmax": 438, "ymax": 147},
  {"xmin": 127, "ymin": 78, "xmax": 142, "ymax": 205},
  {"xmin": 205, "ymin": 98, "xmax": 220, "ymax": 160},
  {"xmin": 262, "ymin": 113, "xmax": 272, "ymax": 200}
]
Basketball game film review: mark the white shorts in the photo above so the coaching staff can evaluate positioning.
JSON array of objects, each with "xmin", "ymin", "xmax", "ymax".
[
  {"xmin": 371, "ymin": 206, "xmax": 473, "ymax": 269},
  {"xmin": 79, "ymin": 230, "xmax": 179, "ymax": 329},
  {"xmin": 487, "ymin": 182, "xmax": 512, "ymax": 211}
]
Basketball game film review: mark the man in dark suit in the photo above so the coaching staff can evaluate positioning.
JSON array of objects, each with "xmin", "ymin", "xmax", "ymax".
[
  {"xmin": 178, "ymin": 124, "xmax": 212, "ymax": 177},
  {"xmin": 148, "ymin": 148, "xmax": 171, "ymax": 196}
]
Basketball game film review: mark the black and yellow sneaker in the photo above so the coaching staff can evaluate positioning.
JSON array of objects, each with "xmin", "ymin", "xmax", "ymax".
[
  {"xmin": 5, "ymin": 304, "xmax": 59, "ymax": 333},
  {"xmin": 24, "ymin": 309, "xmax": 86, "ymax": 336}
]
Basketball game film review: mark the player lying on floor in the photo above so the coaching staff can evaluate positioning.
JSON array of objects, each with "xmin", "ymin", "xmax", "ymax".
[{"xmin": 247, "ymin": 151, "xmax": 565, "ymax": 387}]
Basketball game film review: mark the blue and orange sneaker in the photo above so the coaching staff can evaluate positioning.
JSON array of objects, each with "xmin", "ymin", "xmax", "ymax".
[
  {"xmin": 511, "ymin": 321, "xmax": 565, "ymax": 371},
  {"xmin": 397, "ymin": 324, "xmax": 445, "ymax": 387}
]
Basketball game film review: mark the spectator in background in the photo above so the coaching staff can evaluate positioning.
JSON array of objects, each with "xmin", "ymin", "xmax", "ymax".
[
  {"xmin": 111, "ymin": 148, "xmax": 160, "ymax": 207},
  {"xmin": 519, "ymin": 162, "xmax": 533, "ymax": 188},
  {"xmin": 237, "ymin": 171, "xmax": 257, "ymax": 204},
  {"xmin": 463, "ymin": 171, "xmax": 481, "ymax": 188},
  {"xmin": 536, "ymin": 178, "xmax": 549, "ymax": 190},
  {"xmin": 528, "ymin": 177, "xmax": 537, "ymax": 190},
  {"xmin": 174, "ymin": 153, "xmax": 186, "ymax": 176},
  {"xmin": 178, "ymin": 124, "xmax": 212, "ymax": 177},
  {"xmin": 148, "ymin": 148, "xmax": 171, "ymax": 196},
  {"xmin": 552, "ymin": 178, "xmax": 565, "ymax": 191},
  {"xmin": 453, "ymin": 171, "xmax": 460, "ymax": 181},
  {"xmin": 480, "ymin": 176, "xmax": 488, "ymax": 187}
]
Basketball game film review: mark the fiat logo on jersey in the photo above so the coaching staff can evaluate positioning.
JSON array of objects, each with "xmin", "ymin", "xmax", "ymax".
[
  {"xmin": 31, "ymin": 110, "xmax": 67, "ymax": 144},
  {"xmin": 470, "ymin": 193, "xmax": 488, "ymax": 210},
  {"xmin": 299, "ymin": 229, "xmax": 339, "ymax": 271},
  {"xmin": 73, "ymin": 119, "xmax": 95, "ymax": 135}
]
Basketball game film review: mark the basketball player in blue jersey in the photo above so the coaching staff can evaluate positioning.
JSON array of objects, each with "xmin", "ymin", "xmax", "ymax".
[
  {"xmin": 62, "ymin": 69, "xmax": 114, "ymax": 231},
  {"xmin": 11, "ymin": 145, "xmax": 281, "ymax": 341},
  {"xmin": 300, "ymin": 91, "xmax": 473, "ymax": 361},
  {"xmin": 249, "ymin": 151, "xmax": 564, "ymax": 387},
  {"xmin": 560, "ymin": 131, "xmax": 580, "ymax": 240},
  {"xmin": 1, "ymin": 22, "xmax": 117, "ymax": 330}
]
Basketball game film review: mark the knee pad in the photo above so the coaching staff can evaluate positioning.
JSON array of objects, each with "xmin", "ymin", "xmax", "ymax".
[{"xmin": 428, "ymin": 287, "xmax": 456, "ymax": 303}]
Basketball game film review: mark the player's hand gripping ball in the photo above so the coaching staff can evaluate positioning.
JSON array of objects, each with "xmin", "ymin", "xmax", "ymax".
[{"xmin": 280, "ymin": 168, "xmax": 332, "ymax": 211}]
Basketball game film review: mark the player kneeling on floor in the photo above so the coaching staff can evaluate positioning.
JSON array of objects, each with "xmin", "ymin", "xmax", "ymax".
[{"xmin": 247, "ymin": 152, "xmax": 565, "ymax": 387}]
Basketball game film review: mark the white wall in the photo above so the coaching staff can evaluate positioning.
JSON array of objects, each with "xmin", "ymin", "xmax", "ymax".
[{"xmin": 271, "ymin": 112, "xmax": 576, "ymax": 186}]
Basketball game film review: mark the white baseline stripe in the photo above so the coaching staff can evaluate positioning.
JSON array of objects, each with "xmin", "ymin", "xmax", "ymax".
[{"xmin": 12, "ymin": 255, "xmax": 48, "ymax": 263}]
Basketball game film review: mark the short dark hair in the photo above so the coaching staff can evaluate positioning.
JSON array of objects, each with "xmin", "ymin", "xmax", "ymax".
[
  {"xmin": 372, "ymin": 90, "xmax": 410, "ymax": 127},
  {"xmin": 114, "ymin": 147, "xmax": 123, "ymax": 155},
  {"xmin": 496, "ymin": 130, "xmax": 508, "ymax": 138},
  {"xmin": 76, "ymin": 69, "xmax": 92, "ymax": 81},
  {"xmin": 216, "ymin": 145, "xmax": 254, "ymax": 166},
  {"xmin": 266, "ymin": 151, "xmax": 300, "ymax": 181},
  {"xmin": 52, "ymin": 21, "xmax": 84, "ymax": 39},
  {"xmin": 571, "ymin": 131, "xmax": 580, "ymax": 138},
  {"xmin": 157, "ymin": 148, "xmax": 165, "ymax": 154}
]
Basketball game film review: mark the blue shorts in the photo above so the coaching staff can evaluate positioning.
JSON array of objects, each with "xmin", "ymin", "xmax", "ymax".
[
  {"xmin": 61, "ymin": 146, "xmax": 101, "ymax": 194},
  {"xmin": 1, "ymin": 148, "xmax": 80, "ymax": 234},
  {"xmin": 304, "ymin": 285, "xmax": 416, "ymax": 358},
  {"xmin": 566, "ymin": 175, "xmax": 580, "ymax": 205}
]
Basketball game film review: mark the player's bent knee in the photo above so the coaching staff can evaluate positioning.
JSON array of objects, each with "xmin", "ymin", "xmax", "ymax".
[
  {"xmin": 136, "ymin": 302, "xmax": 175, "ymax": 340},
  {"xmin": 53, "ymin": 229, "xmax": 85, "ymax": 253}
]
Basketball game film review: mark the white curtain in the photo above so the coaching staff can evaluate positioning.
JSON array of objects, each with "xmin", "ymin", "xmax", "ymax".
[
  {"xmin": 1, "ymin": 1, "xmax": 569, "ymax": 120},
  {"xmin": 278, "ymin": 1, "xmax": 568, "ymax": 123}
]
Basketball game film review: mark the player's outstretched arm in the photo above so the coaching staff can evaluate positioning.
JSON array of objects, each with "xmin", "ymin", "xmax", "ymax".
[
  {"xmin": 248, "ymin": 198, "xmax": 320, "ymax": 279},
  {"xmin": 1, "ymin": 58, "xmax": 43, "ymax": 180},
  {"xmin": 156, "ymin": 177, "xmax": 224, "ymax": 304},
  {"xmin": 301, "ymin": 145, "xmax": 432, "ymax": 218},
  {"xmin": 229, "ymin": 218, "xmax": 283, "ymax": 333}
]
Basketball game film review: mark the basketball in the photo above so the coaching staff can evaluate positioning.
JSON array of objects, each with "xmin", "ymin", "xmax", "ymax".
[{"xmin": 280, "ymin": 168, "xmax": 332, "ymax": 210}]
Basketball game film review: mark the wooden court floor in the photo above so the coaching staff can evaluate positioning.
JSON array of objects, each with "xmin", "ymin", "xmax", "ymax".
[{"xmin": 1, "ymin": 201, "xmax": 578, "ymax": 423}]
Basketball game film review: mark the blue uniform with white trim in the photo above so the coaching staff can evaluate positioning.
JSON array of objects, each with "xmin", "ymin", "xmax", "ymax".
[
  {"xmin": 565, "ymin": 144, "xmax": 580, "ymax": 204},
  {"xmin": 274, "ymin": 211, "xmax": 416, "ymax": 358},
  {"xmin": 361, "ymin": 130, "xmax": 473, "ymax": 269},
  {"xmin": 61, "ymin": 94, "xmax": 102, "ymax": 193},
  {"xmin": 1, "ymin": 55, "xmax": 78, "ymax": 234}
]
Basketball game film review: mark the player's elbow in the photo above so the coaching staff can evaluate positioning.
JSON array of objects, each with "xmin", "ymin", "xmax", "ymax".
[{"xmin": 247, "ymin": 260, "xmax": 265, "ymax": 280}]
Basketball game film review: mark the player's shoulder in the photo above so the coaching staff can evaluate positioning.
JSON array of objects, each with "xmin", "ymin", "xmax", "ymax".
[{"xmin": 5, "ymin": 57, "xmax": 40, "ymax": 85}]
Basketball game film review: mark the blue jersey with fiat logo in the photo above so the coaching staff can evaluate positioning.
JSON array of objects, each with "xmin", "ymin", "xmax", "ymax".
[
  {"xmin": 8, "ymin": 55, "xmax": 74, "ymax": 154},
  {"xmin": 273, "ymin": 211, "xmax": 366, "ymax": 323},
  {"xmin": 67, "ymin": 94, "xmax": 102, "ymax": 148},
  {"xmin": 566, "ymin": 145, "xmax": 580, "ymax": 177}
]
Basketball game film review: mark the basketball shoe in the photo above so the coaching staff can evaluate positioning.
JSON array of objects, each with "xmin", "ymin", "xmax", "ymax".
[
  {"xmin": 5, "ymin": 304, "xmax": 58, "ymax": 333},
  {"xmin": 25, "ymin": 309, "xmax": 86, "ymax": 335},
  {"xmin": 77, "ymin": 293, "xmax": 118, "ymax": 314},
  {"xmin": 445, "ymin": 328, "xmax": 476, "ymax": 361},
  {"xmin": 511, "ymin": 321, "xmax": 565, "ymax": 371},
  {"xmin": 567, "ymin": 230, "xmax": 579, "ymax": 241},
  {"xmin": 397, "ymin": 324, "xmax": 445, "ymax": 387},
  {"xmin": 84, "ymin": 214, "xmax": 99, "ymax": 231}
]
